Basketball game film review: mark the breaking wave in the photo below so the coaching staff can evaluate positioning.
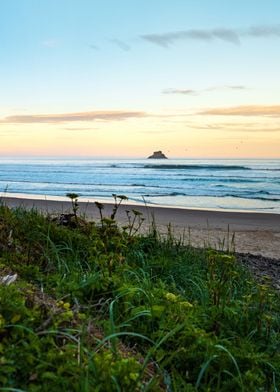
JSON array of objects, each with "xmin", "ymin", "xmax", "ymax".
[{"xmin": 144, "ymin": 164, "xmax": 252, "ymax": 170}]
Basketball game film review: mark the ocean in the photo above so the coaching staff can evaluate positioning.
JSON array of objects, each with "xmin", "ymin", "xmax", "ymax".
[{"xmin": 0, "ymin": 158, "xmax": 280, "ymax": 213}]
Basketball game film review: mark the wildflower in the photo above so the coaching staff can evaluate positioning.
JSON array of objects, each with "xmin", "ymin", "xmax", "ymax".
[
  {"xmin": 165, "ymin": 292, "xmax": 178, "ymax": 302},
  {"xmin": 180, "ymin": 301, "xmax": 193, "ymax": 308},
  {"xmin": 95, "ymin": 201, "xmax": 104, "ymax": 210},
  {"xmin": 62, "ymin": 310, "xmax": 73, "ymax": 320},
  {"xmin": 117, "ymin": 195, "xmax": 128, "ymax": 200},
  {"xmin": 129, "ymin": 372, "xmax": 138, "ymax": 381},
  {"xmin": 151, "ymin": 305, "xmax": 165, "ymax": 317},
  {"xmin": 132, "ymin": 209, "xmax": 142, "ymax": 216}
]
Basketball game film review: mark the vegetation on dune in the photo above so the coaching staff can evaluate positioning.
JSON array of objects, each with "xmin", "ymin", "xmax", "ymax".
[{"xmin": 0, "ymin": 195, "xmax": 279, "ymax": 391}]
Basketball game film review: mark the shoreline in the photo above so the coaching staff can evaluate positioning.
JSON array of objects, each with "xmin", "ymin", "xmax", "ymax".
[
  {"xmin": 1, "ymin": 194, "xmax": 280, "ymax": 259},
  {"xmin": 1, "ymin": 191, "xmax": 280, "ymax": 215}
]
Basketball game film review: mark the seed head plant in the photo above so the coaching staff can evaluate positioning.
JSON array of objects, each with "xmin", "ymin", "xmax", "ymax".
[{"xmin": 66, "ymin": 192, "xmax": 79, "ymax": 220}]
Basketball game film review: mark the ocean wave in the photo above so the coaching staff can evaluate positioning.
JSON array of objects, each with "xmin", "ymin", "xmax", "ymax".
[
  {"xmin": 131, "ymin": 183, "xmax": 157, "ymax": 187},
  {"xmin": 224, "ymin": 194, "xmax": 280, "ymax": 202},
  {"xmin": 0, "ymin": 179, "xmax": 155, "ymax": 188},
  {"xmin": 182, "ymin": 177, "xmax": 260, "ymax": 183},
  {"xmin": 143, "ymin": 192, "xmax": 187, "ymax": 197},
  {"xmin": 110, "ymin": 164, "xmax": 143, "ymax": 169},
  {"xmin": 144, "ymin": 164, "xmax": 251, "ymax": 170},
  {"xmin": 143, "ymin": 190, "xmax": 280, "ymax": 201},
  {"xmin": 257, "ymin": 168, "xmax": 280, "ymax": 172}
]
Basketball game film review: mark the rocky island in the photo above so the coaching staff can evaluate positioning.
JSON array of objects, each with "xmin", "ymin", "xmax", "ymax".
[{"xmin": 147, "ymin": 150, "xmax": 168, "ymax": 159}]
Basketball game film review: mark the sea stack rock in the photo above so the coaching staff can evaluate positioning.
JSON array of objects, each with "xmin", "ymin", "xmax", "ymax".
[{"xmin": 148, "ymin": 151, "xmax": 168, "ymax": 159}]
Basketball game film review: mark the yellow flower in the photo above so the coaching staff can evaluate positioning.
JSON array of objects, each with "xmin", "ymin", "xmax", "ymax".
[
  {"xmin": 165, "ymin": 293, "xmax": 178, "ymax": 302},
  {"xmin": 129, "ymin": 372, "xmax": 138, "ymax": 381},
  {"xmin": 180, "ymin": 301, "xmax": 193, "ymax": 308},
  {"xmin": 63, "ymin": 310, "xmax": 73, "ymax": 319}
]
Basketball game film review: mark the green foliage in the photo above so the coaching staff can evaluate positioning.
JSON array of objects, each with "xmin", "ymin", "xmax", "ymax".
[{"xmin": 0, "ymin": 202, "xmax": 280, "ymax": 390}]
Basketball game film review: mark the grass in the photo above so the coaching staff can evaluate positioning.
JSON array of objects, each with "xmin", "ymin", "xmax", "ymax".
[{"xmin": 0, "ymin": 196, "xmax": 279, "ymax": 391}]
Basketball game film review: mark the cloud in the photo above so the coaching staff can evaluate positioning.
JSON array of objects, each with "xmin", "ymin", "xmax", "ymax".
[
  {"xmin": 163, "ymin": 85, "xmax": 248, "ymax": 95},
  {"xmin": 199, "ymin": 105, "xmax": 280, "ymax": 117},
  {"xmin": 141, "ymin": 25, "xmax": 280, "ymax": 47},
  {"xmin": 89, "ymin": 44, "xmax": 100, "ymax": 51},
  {"xmin": 231, "ymin": 127, "xmax": 280, "ymax": 132},
  {"xmin": 207, "ymin": 85, "xmax": 247, "ymax": 91},
  {"xmin": 247, "ymin": 25, "xmax": 280, "ymax": 37},
  {"xmin": 138, "ymin": 129, "xmax": 175, "ymax": 135},
  {"xmin": 63, "ymin": 127, "xmax": 98, "ymax": 131},
  {"xmin": 191, "ymin": 122, "xmax": 280, "ymax": 132},
  {"xmin": 110, "ymin": 39, "xmax": 131, "ymax": 51},
  {"xmin": 0, "ymin": 110, "xmax": 146, "ymax": 124},
  {"xmin": 163, "ymin": 88, "xmax": 197, "ymax": 95},
  {"xmin": 142, "ymin": 28, "xmax": 240, "ymax": 47}
]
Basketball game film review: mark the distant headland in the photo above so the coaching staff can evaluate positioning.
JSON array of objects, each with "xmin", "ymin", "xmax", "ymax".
[{"xmin": 147, "ymin": 150, "xmax": 168, "ymax": 159}]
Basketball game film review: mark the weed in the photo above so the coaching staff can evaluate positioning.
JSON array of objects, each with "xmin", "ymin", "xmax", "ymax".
[{"xmin": 0, "ymin": 200, "xmax": 279, "ymax": 390}]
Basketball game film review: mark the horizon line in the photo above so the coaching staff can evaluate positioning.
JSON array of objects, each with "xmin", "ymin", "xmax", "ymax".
[{"xmin": 0, "ymin": 155, "xmax": 279, "ymax": 160}]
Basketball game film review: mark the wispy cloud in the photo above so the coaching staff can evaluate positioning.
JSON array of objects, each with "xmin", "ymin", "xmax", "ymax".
[
  {"xmin": 63, "ymin": 127, "xmax": 98, "ymax": 131},
  {"xmin": 110, "ymin": 39, "xmax": 131, "ymax": 51},
  {"xmin": 142, "ymin": 28, "xmax": 240, "ymax": 47},
  {"xmin": 199, "ymin": 105, "xmax": 280, "ymax": 117},
  {"xmin": 239, "ymin": 128, "xmax": 280, "ymax": 132},
  {"xmin": 247, "ymin": 25, "xmax": 280, "ymax": 37},
  {"xmin": 191, "ymin": 122, "xmax": 280, "ymax": 132},
  {"xmin": 0, "ymin": 110, "xmax": 146, "ymax": 124},
  {"xmin": 141, "ymin": 25, "xmax": 280, "ymax": 47},
  {"xmin": 163, "ymin": 85, "xmax": 248, "ymax": 95},
  {"xmin": 163, "ymin": 89, "xmax": 197, "ymax": 95},
  {"xmin": 207, "ymin": 86, "xmax": 247, "ymax": 91},
  {"xmin": 89, "ymin": 44, "xmax": 100, "ymax": 51},
  {"xmin": 230, "ymin": 127, "xmax": 280, "ymax": 133}
]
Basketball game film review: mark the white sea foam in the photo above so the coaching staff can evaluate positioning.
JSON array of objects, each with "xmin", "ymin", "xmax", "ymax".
[{"xmin": 0, "ymin": 158, "xmax": 280, "ymax": 213}]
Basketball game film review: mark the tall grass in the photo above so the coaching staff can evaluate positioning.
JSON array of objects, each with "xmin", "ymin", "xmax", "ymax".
[{"xmin": 0, "ymin": 199, "xmax": 279, "ymax": 391}]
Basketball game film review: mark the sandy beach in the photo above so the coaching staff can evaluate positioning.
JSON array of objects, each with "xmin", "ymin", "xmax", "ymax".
[{"xmin": 1, "ymin": 194, "xmax": 280, "ymax": 259}]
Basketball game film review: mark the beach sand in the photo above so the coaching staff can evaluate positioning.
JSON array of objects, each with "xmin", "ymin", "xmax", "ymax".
[{"xmin": 1, "ymin": 195, "xmax": 280, "ymax": 259}]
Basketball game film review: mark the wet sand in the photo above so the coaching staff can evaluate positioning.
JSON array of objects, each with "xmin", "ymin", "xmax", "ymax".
[{"xmin": 1, "ymin": 195, "xmax": 280, "ymax": 258}]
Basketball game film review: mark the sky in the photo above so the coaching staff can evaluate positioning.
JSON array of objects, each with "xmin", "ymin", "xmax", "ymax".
[{"xmin": 1, "ymin": 0, "xmax": 280, "ymax": 158}]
